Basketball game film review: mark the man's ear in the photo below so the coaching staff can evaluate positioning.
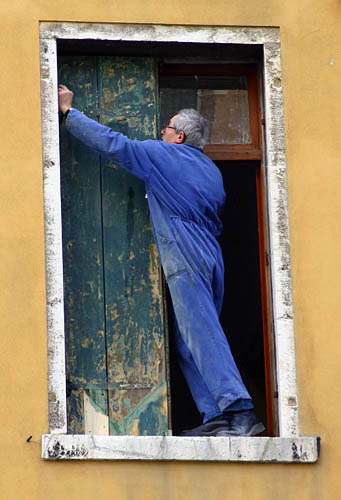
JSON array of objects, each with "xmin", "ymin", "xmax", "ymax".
[{"xmin": 175, "ymin": 131, "xmax": 185, "ymax": 144}]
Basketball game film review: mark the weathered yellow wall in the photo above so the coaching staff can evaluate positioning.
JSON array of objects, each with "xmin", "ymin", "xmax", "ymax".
[{"xmin": 0, "ymin": 0, "xmax": 340, "ymax": 498}]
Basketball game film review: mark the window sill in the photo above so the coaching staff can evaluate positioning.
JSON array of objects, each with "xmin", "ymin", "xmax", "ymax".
[{"xmin": 42, "ymin": 434, "xmax": 319, "ymax": 463}]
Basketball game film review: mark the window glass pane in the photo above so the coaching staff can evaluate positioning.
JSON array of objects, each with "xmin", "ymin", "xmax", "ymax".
[
  {"xmin": 198, "ymin": 89, "xmax": 250, "ymax": 144},
  {"xmin": 159, "ymin": 88, "xmax": 197, "ymax": 128},
  {"xmin": 160, "ymin": 75, "xmax": 250, "ymax": 144}
]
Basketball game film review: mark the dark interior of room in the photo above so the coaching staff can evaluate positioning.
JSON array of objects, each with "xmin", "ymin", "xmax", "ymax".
[{"xmin": 168, "ymin": 162, "xmax": 267, "ymax": 435}]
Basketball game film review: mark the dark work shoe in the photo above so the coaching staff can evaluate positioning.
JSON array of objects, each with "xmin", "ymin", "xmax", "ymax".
[
  {"xmin": 180, "ymin": 410, "xmax": 265, "ymax": 437},
  {"xmin": 216, "ymin": 410, "xmax": 265, "ymax": 437},
  {"xmin": 180, "ymin": 415, "xmax": 230, "ymax": 437}
]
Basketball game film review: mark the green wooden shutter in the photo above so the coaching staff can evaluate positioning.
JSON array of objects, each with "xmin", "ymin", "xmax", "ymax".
[{"xmin": 59, "ymin": 56, "xmax": 169, "ymax": 436}]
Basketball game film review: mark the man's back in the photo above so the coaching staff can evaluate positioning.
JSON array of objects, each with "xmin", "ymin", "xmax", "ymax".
[
  {"xmin": 146, "ymin": 141, "xmax": 225, "ymax": 238},
  {"xmin": 66, "ymin": 108, "xmax": 225, "ymax": 237}
]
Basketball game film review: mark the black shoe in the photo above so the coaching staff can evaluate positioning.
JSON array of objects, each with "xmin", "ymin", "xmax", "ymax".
[
  {"xmin": 217, "ymin": 410, "xmax": 265, "ymax": 437},
  {"xmin": 180, "ymin": 410, "xmax": 265, "ymax": 437}
]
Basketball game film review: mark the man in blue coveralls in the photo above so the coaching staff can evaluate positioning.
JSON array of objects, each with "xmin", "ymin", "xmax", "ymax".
[{"xmin": 58, "ymin": 84, "xmax": 265, "ymax": 437}]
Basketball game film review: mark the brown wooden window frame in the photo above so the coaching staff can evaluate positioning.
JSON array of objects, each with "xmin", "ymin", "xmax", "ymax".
[
  {"xmin": 160, "ymin": 63, "xmax": 262, "ymax": 161},
  {"xmin": 161, "ymin": 62, "xmax": 275, "ymax": 436}
]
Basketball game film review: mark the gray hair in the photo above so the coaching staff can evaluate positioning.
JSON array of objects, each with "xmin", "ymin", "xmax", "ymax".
[{"xmin": 173, "ymin": 109, "xmax": 210, "ymax": 149}]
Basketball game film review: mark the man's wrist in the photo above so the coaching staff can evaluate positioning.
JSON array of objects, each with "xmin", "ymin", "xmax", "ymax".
[{"xmin": 61, "ymin": 106, "xmax": 73, "ymax": 115}]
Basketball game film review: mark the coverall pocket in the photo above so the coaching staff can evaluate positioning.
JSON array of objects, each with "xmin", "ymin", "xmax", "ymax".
[{"xmin": 156, "ymin": 234, "xmax": 187, "ymax": 281}]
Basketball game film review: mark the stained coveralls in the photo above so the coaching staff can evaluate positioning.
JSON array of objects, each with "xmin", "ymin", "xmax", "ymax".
[{"xmin": 66, "ymin": 109, "xmax": 253, "ymax": 423}]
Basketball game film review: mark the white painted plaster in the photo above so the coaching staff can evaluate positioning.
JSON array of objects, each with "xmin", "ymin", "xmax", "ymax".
[
  {"xmin": 263, "ymin": 43, "xmax": 299, "ymax": 437},
  {"xmin": 40, "ymin": 37, "xmax": 67, "ymax": 434},
  {"xmin": 41, "ymin": 434, "xmax": 319, "ymax": 463},
  {"xmin": 40, "ymin": 23, "xmax": 280, "ymax": 45},
  {"xmin": 39, "ymin": 22, "xmax": 318, "ymax": 460}
]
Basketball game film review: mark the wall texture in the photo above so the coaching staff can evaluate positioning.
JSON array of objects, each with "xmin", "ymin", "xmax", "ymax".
[{"xmin": 0, "ymin": 1, "xmax": 340, "ymax": 498}]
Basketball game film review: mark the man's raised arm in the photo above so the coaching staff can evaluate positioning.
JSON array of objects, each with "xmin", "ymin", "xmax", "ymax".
[{"xmin": 58, "ymin": 84, "xmax": 155, "ymax": 182}]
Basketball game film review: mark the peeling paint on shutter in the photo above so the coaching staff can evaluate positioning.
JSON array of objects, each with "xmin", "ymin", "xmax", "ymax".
[{"xmin": 59, "ymin": 56, "xmax": 168, "ymax": 436}]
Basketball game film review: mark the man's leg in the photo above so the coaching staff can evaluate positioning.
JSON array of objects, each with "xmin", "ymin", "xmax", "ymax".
[
  {"xmin": 169, "ymin": 269, "xmax": 264, "ymax": 436},
  {"xmin": 168, "ymin": 269, "xmax": 252, "ymax": 414},
  {"xmin": 211, "ymin": 252, "xmax": 254, "ymax": 413},
  {"xmin": 174, "ymin": 318, "xmax": 221, "ymax": 423}
]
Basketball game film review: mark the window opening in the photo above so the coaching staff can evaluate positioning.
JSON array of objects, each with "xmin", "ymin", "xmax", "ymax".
[{"xmin": 57, "ymin": 52, "xmax": 274, "ymax": 437}]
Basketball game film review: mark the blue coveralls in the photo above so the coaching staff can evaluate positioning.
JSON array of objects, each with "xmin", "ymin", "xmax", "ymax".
[{"xmin": 66, "ymin": 109, "xmax": 253, "ymax": 423}]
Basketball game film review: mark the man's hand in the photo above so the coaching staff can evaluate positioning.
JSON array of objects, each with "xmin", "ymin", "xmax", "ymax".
[{"xmin": 58, "ymin": 84, "xmax": 74, "ymax": 114}]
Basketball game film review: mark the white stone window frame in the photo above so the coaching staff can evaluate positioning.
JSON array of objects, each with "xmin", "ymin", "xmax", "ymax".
[{"xmin": 40, "ymin": 22, "xmax": 319, "ymax": 462}]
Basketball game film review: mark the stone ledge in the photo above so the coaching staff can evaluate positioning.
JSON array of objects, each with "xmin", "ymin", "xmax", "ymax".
[{"xmin": 42, "ymin": 434, "xmax": 319, "ymax": 463}]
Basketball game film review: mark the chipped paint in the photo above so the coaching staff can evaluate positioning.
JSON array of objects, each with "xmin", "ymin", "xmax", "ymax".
[
  {"xmin": 58, "ymin": 55, "xmax": 168, "ymax": 435},
  {"xmin": 59, "ymin": 56, "xmax": 108, "ymax": 434},
  {"xmin": 84, "ymin": 390, "xmax": 109, "ymax": 435},
  {"xmin": 46, "ymin": 438, "xmax": 89, "ymax": 460},
  {"xmin": 98, "ymin": 56, "xmax": 168, "ymax": 435},
  {"xmin": 109, "ymin": 382, "xmax": 167, "ymax": 435}
]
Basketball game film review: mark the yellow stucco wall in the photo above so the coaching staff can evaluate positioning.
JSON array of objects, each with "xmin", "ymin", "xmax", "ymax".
[{"xmin": 0, "ymin": 1, "xmax": 340, "ymax": 498}]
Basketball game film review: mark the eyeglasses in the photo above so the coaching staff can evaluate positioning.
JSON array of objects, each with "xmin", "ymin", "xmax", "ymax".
[{"xmin": 161, "ymin": 123, "xmax": 177, "ymax": 133}]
